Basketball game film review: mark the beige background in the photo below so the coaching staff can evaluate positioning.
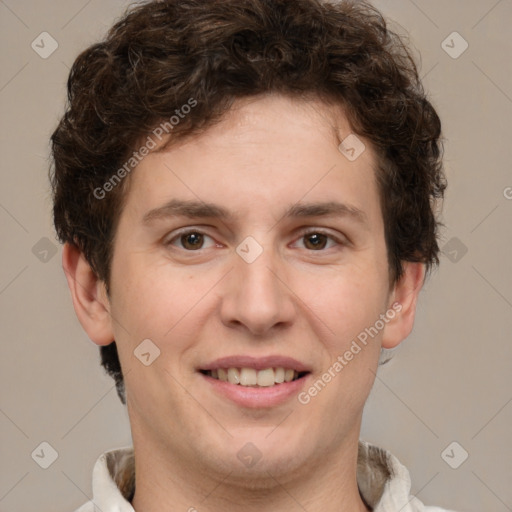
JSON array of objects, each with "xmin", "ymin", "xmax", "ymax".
[{"xmin": 0, "ymin": 0, "xmax": 511, "ymax": 511}]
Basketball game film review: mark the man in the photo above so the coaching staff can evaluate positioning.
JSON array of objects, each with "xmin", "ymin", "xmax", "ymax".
[{"xmin": 50, "ymin": 0, "xmax": 452, "ymax": 510}]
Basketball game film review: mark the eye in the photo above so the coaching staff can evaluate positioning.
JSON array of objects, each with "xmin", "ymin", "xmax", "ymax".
[
  {"xmin": 292, "ymin": 230, "xmax": 344, "ymax": 251},
  {"xmin": 166, "ymin": 229, "xmax": 217, "ymax": 251}
]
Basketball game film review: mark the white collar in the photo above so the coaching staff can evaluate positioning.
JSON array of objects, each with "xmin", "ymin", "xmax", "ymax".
[{"xmin": 78, "ymin": 441, "xmax": 452, "ymax": 512}]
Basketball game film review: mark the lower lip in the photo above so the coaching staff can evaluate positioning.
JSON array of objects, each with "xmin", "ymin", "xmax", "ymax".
[{"xmin": 201, "ymin": 373, "xmax": 310, "ymax": 408}]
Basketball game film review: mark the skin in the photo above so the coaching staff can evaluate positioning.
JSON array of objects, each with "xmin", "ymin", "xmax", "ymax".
[{"xmin": 63, "ymin": 93, "xmax": 424, "ymax": 512}]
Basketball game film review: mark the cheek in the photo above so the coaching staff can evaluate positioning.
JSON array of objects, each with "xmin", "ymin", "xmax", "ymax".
[
  {"xmin": 109, "ymin": 254, "xmax": 171, "ymax": 344},
  {"xmin": 315, "ymin": 267, "xmax": 389, "ymax": 346},
  {"xmin": 109, "ymin": 255, "xmax": 217, "ymax": 352},
  {"xmin": 309, "ymin": 271, "xmax": 386, "ymax": 405}
]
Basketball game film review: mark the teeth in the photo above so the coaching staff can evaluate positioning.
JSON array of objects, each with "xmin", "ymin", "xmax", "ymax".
[
  {"xmin": 274, "ymin": 367, "xmax": 285, "ymax": 383},
  {"xmin": 239, "ymin": 368, "xmax": 257, "ymax": 386},
  {"xmin": 227, "ymin": 367, "xmax": 240, "ymax": 384},
  {"xmin": 207, "ymin": 367, "xmax": 302, "ymax": 386},
  {"xmin": 257, "ymin": 368, "xmax": 275, "ymax": 387}
]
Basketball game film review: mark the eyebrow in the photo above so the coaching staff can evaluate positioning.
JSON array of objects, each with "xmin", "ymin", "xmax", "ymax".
[{"xmin": 142, "ymin": 199, "xmax": 368, "ymax": 226}]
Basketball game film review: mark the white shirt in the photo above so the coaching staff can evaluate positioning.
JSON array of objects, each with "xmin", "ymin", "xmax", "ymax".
[{"xmin": 74, "ymin": 441, "xmax": 456, "ymax": 512}]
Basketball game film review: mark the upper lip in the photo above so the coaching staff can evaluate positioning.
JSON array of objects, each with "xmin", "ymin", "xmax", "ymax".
[{"xmin": 199, "ymin": 355, "xmax": 311, "ymax": 373}]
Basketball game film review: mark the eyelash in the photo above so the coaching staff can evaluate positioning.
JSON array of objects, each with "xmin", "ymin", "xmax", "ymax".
[{"xmin": 165, "ymin": 227, "xmax": 347, "ymax": 252}]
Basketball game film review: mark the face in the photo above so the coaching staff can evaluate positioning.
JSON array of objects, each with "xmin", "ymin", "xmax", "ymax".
[{"xmin": 105, "ymin": 94, "xmax": 401, "ymax": 482}]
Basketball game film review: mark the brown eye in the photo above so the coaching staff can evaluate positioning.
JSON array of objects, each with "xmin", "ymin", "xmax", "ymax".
[
  {"xmin": 180, "ymin": 232, "xmax": 204, "ymax": 250},
  {"xmin": 291, "ymin": 229, "xmax": 345, "ymax": 251},
  {"xmin": 166, "ymin": 230, "xmax": 216, "ymax": 251},
  {"xmin": 303, "ymin": 233, "xmax": 329, "ymax": 250}
]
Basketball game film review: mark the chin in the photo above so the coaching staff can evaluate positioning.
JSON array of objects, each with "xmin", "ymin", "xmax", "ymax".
[{"xmin": 201, "ymin": 429, "xmax": 316, "ymax": 483}]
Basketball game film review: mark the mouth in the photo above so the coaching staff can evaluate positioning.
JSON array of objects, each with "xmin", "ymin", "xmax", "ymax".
[
  {"xmin": 200, "ymin": 367, "xmax": 310, "ymax": 387},
  {"xmin": 198, "ymin": 356, "xmax": 312, "ymax": 408}
]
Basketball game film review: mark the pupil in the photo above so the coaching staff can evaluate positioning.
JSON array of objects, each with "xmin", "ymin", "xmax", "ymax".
[
  {"xmin": 306, "ymin": 233, "xmax": 326, "ymax": 250},
  {"xmin": 183, "ymin": 233, "xmax": 202, "ymax": 249}
]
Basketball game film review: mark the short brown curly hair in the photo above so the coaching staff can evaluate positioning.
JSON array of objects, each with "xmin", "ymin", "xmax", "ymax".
[{"xmin": 50, "ymin": 0, "xmax": 445, "ymax": 404}]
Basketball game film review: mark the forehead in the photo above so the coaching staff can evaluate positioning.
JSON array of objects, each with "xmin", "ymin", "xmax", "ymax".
[
  {"xmin": 174, "ymin": 94, "xmax": 353, "ymax": 154},
  {"xmin": 122, "ymin": 94, "xmax": 381, "ymax": 226}
]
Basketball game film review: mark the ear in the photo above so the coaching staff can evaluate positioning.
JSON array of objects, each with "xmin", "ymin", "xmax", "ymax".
[
  {"xmin": 381, "ymin": 262, "xmax": 426, "ymax": 349},
  {"xmin": 62, "ymin": 242, "xmax": 114, "ymax": 346}
]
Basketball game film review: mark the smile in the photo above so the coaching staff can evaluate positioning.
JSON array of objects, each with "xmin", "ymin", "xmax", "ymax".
[
  {"xmin": 198, "ymin": 355, "xmax": 312, "ymax": 407},
  {"xmin": 201, "ymin": 367, "xmax": 308, "ymax": 387}
]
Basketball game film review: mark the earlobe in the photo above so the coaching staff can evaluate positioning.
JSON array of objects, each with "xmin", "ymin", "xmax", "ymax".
[
  {"xmin": 62, "ymin": 243, "xmax": 114, "ymax": 346},
  {"xmin": 381, "ymin": 262, "xmax": 426, "ymax": 349}
]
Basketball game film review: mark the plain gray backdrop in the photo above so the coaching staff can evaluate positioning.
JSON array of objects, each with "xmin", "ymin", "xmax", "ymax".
[{"xmin": 0, "ymin": 0, "xmax": 511, "ymax": 511}]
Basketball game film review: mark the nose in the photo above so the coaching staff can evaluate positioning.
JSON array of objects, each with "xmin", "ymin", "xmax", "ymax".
[{"xmin": 219, "ymin": 243, "xmax": 296, "ymax": 337}]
